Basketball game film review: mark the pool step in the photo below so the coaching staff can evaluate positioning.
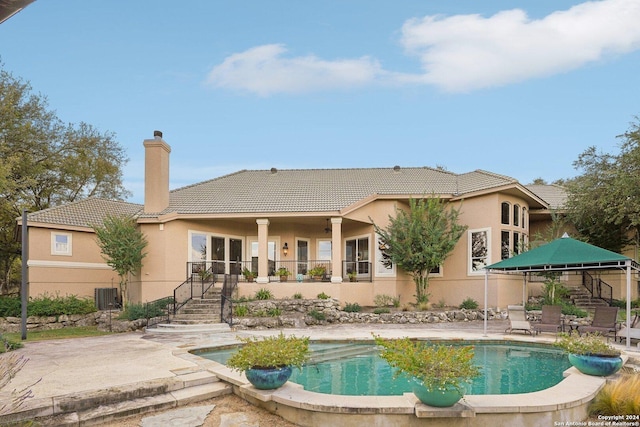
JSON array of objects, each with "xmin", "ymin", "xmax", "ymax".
[{"xmin": 309, "ymin": 343, "xmax": 378, "ymax": 363}]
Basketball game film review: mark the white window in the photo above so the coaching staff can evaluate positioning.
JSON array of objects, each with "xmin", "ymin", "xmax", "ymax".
[
  {"xmin": 51, "ymin": 232, "xmax": 72, "ymax": 256},
  {"xmin": 469, "ymin": 229, "xmax": 490, "ymax": 274},
  {"xmin": 318, "ymin": 240, "xmax": 332, "ymax": 261}
]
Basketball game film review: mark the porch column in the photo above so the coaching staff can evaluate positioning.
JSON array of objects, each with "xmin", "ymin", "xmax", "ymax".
[
  {"xmin": 331, "ymin": 217, "xmax": 343, "ymax": 283},
  {"xmin": 256, "ymin": 219, "xmax": 270, "ymax": 284}
]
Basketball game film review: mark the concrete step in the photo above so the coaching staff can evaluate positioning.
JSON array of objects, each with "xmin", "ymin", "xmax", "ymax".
[
  {"xmin": 147, "ymin": 323, "xmax": 232, "ymax": 333},
  {"xmin": 39, "ymin": 382, "xmax": 232, "ymax": 426},
  {"xmin": 309, "ymin": 343, "xmax": 378, "ymax": 363},
  {"xmin": 3, "ymin": 371, "xmax": 231, "ymax": 427}
]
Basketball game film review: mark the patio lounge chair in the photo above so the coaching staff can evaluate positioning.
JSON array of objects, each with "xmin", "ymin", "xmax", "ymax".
[
  {"xmin": 505, "ymin": 305, "xmax": 533, "ymax": 335},
  {"xmin": 533, "ymin": 305, "xmax": 563, "ymax": 335},
  {"xmin": 618, "ymin": 313, "xmax": 640, "ymax": 343},
  {"xmin": 578, "ymin": 306, "xmax": 619, "ymax": 340}
]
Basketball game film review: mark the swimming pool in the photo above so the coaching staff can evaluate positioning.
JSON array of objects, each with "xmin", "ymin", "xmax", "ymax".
[{"xmin": 195, "ymin": 340, "xmax": 570, "ymax": 396}]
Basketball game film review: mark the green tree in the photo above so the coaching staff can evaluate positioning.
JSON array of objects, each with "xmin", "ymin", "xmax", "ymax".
[
  {"xmin": 92, "ymin": 216, "xmax": 147, "ymax": 309},
  {"xmin": 373, "ymin": 197, "xmax": 467, "ymax": 304},
  {"xmin": 564, "ymin": 118, "xmax": 640, "ymax": 253},
  {"xmin": 0, "ymin": 64, "xmax": 129, "ymax": 293}
]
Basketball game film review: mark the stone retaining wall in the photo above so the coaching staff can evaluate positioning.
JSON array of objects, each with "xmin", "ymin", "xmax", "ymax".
[
  {"xmin": 0, "ymin": 299, "xmax": 504, "ymax": 332},
  {"xmin": 232, "ymin": 298, "xmax": 502, "ymax": 329},
  {"xmin": 0, "ymin": 311, "xmax": 146, "ymax": 334}
]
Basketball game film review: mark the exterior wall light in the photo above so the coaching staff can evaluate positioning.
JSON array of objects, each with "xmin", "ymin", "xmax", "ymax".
[{"xmin": 283, "ymin": 242, "xmax": 288, "ymax": 256}]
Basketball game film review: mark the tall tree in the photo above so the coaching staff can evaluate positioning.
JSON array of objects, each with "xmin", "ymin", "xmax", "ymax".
[
  {"xmin": 0, "ymin": 64, "xmax": 130, "ymax": 293},
  {"xmin": 564, "ymin": 118, "xmax": 640, "ymax": 253},
  {"xmin": 92, "ymin": 215, "xmax": 147, "ymax": 309},
  {"xmin": 373, "ymin": 197, "xmax": 467, "ymax": 304}
]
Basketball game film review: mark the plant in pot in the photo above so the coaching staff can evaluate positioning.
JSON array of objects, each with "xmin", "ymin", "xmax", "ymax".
[
  {"xmin": 275, "ymin": 267, "xmax": 291, "ymax": 282},
  {"xmin": 226, "ymin": 333, "xmax": 310, "ymax": 389},
  {"xmin": 373, "ymin": 335, "xmax": 480, "ymax": 407},
  {"xmin": 347, "ymin": 270, "xmax": 357, "ymax": 282},
  {"xmin": 554, "ymin": 332, "xmax": 622, "ymax": 376},
  {"xmin": 242, "ymin": 267, "xmax": 256, "ymax": 282},
  {"xmin": 308, "ymin": 266, "xmax": 326, "ymax": 280}
]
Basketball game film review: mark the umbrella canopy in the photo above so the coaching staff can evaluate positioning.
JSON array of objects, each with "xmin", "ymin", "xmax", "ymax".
[
  {"xmin": 482, "ymin": 234, "xmax": 639, "ymax": 349},
  {"xmin": 486, "ymin": 234, "xmax": 632, "ymax": 272}
]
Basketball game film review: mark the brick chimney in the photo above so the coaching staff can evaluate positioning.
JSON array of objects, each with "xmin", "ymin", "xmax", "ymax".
[{"xmin": 143, "ymin": 130, "xmax": 171, "ymax": 213}]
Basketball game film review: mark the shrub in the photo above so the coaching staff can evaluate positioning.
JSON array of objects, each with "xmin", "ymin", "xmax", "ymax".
[
  {"xmin": 0, "ymin": 294, "xmax": 97, "ymax": 318},
  {"xmin": 308, "ymin": 310, "xmax": 326, "ymax": 321},
  {"xmin": 433, "ymin": 298, "xmax": 447, "ymax": 309},
  {"xmin": 254, "ymin": 288, "xmax": 273, "ymax": 300},
  {"xmin": 560, "ymin": 302, "xmax": 588, "ymax": 317},
  {"xmin": 392, "ymin": 296, "xmax": 401, "ymax": 308},
  {"xmin": 317, "ymin": 292, "xmax": 330, "ymax": 300},
  {"xmin": 34, "ymin": 294, "xmax": 97, "ymax": 316},
  {"xmin": 374, "ymin": 294, "xmax": 394, "ymax": 307},
  {"xmin": 373, "ymin": 307, "xmax": 390, "ymax": 314},
  {"xmin": 292, "ymin": 293, "xmax": 303, "ymax": 300},
  {"xmin": 226, "ymin": 333, "xmax": 310, "ymax": 372},
  {"xmin": 589, "ymin": 372, "xmax": 640, "ymax": 416},
  {"xmin": 0, "ymin": 297, "xmax": 20, "ymax": 317},
  {"xmin": 267, "ymin": 308, "xmax": 282, "ymax": 317},
  {"xmin": 343, "ymin": 302, "xmax": 362, "ymax": 313},
  {"xmin": 459, "ymin": 297, "xmax": 478, "ymax": 310},
  {"xmin": 118, "ymin": 303, "xmax": 146, "ymax": 320},
  {"xmin": 234, "ymin": 305, "xmax": 249, "ymax": 316},
  {"xmin": 1, "ymin": 334, "xmax": 23, "ymax": 353}
]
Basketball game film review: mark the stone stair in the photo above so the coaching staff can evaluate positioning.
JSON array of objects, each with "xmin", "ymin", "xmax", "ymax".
[
  {"xmin": 567, "ymin": 284, "xmax": 609, "ymax": 312},
  {"xmin": 6, "ymin": 371, "xmax": 232, "ymax": 426},
  {"xmin": 171, "ymin": 287, "xmax": 223, "ymax": 325},
  {"xmin": 308, "ymin": 343, "xmax": 378, "ymax": 364}
]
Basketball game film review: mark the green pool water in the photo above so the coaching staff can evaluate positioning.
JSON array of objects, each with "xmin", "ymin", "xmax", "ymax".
[{"xmin": 195, "ymin": 341, "xmax": 571, "ymax": 396}]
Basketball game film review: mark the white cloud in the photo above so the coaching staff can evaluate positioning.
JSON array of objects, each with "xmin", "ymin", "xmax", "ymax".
[
  {"xmin": 205, "ymin": 0, "xmax": 640, "ymax": 95},
  {"xmin": 401, "ymin": 0, "xmax": 640, "ymax": 92},
  {"xmin": 205, "ymin": 44, "xmax": 384, "ymax": 96}
]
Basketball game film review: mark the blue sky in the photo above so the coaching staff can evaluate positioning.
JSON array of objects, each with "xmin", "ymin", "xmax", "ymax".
[{"xmin": 1, "ymin": 0, "xmax": 639, "ymax": 204}]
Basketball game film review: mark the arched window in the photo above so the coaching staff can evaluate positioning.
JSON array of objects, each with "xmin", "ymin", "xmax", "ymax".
[{"xmin": 513, "ymin": 205, "xmax": 520, "ymax": 227}]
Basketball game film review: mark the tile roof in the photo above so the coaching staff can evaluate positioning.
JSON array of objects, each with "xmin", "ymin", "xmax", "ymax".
[
  {"xmin": 25, "ymin": 167, "xmax": 541, "ymax": 226},
  {"xmin": 26, "ymin": 198, "xmax": 143, "ymax": 228},
  {"xmin": 524, "ymin": 184, "xmax": 567, "ymax": 209},
  {"xmin": 152, "ymin": 167, "xmax": 519, "ymax": 216}
]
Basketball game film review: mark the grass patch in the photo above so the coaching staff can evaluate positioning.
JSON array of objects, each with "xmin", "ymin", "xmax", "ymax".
[{"xmin": 3, "ymin": 326, "xmax": 113, "ymax": 342}]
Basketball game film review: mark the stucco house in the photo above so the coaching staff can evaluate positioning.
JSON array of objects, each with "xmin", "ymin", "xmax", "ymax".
[{"xmin": 22, "ymin": 131, "xmax": 583, "ymax": 309}]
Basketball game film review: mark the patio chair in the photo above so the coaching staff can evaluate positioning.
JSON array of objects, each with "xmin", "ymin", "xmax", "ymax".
[
  {"xmin": 618, "ymin": 313, "xmax": 640, "ymax": 343},
  {"xmin": 578, "ymin": 306, "xmax": 619, "ymax": 340},
  {"xmin": 505, "ymin": 305, "xmax": 533, "ymax": 335},
  {"xmin": 533, "ymin": 305, "xmax": 563, "ymax": 335}
]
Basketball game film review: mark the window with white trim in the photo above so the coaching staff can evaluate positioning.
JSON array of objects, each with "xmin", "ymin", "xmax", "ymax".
[
  {"xmin": 51, "ymin": 232, "xmax": 72, "ymax": 256},
  {"xmin": 469, "ymin": 229, "xmax": 490, "ymax": 274}
]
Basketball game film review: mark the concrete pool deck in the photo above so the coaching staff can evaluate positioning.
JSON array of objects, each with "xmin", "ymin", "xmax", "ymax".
[{"xmin": 1, "ymin": 320, "xmax": 638, "ymax": 426}]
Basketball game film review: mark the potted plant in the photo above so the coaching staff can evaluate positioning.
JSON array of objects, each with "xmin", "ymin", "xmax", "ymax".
[
  {"xmin": 242, "ymin": 267, "xmax": 256, "ymax": 282},
  {"xmin": 554, "ymin": 332, "xmax": 622, "ymax": 376},
  {"xmin": 308, "ymin": 266, "xmax": 326, "ymax": 280},
  {"xmin": 275, "ymin": 267, "xmax": 290, "ymax": 282},
  {"xmin": 373, "ymin": 335, "xmax": 480, "ymax": 407},
  {"xmin": 226, "ymin": 333, "xmax": 311, "ymax": 389},
  {"xmin": 347, "ymin": 271, "xmax": 357, "ymax": 282}
]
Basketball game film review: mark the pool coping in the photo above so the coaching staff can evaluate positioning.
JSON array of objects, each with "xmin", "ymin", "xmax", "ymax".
[{"xmin": 177, "ymin": 333, "xmax": 628, "ymax": 426}]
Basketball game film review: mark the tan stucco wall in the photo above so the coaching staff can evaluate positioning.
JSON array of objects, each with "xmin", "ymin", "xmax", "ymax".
[
  {"xmin": 26, "ymin": 227, "xmax": 119, "ymax": 299},
  {"xmin": 36, "ymin": 191, "xmax": 634, "ymax": 309}
]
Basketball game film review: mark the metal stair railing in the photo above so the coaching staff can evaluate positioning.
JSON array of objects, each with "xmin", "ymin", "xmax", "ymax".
[
  {"xmin": 221, "ymin": 273, "xmax": 238, "ymax": 325},
  {"xmin": 581, "ymin": 271, "xmax": 613, "ymax": 305},
  {"xmin": 144, "ymin": 296, "xmax": 175, "ymax": 328}
]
